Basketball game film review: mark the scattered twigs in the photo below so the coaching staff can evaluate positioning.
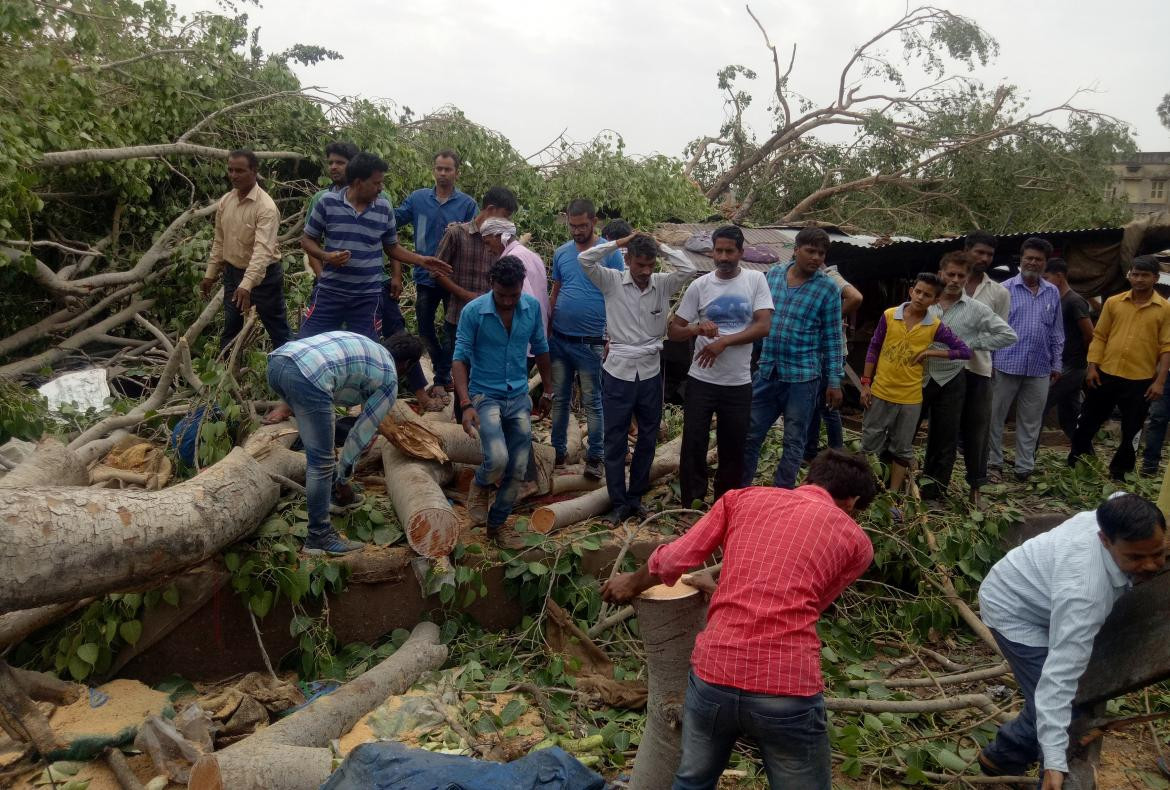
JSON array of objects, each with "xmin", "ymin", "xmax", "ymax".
[
  {"xmin": 265, "ymin": 470, "xmax": 306, "ymax": 494},
  {"xmin": 515, "ymin": 681, "xmax": 568, "ymax": 735},
  {"xmin": 183, "ymin": 287, "xmax": 224, "ymax": 347},
  {"xmin": 846, "ymin": 662, "xmax": 1011, "ymax": 690},
  {"xmin": 833, "ymin": 753, "xmax": 1035, "ymax": 786},
  {"xmin": 132, "ymin": 313, "xmax": 175, "ymax": 354},
  {"xmin": 825, "ymin": 692, "xmax": 1011, "ymax": 723},
  {"xmin": 103, "ymin": 746, "xmax": 146, "ymax": 790},
  {"xmin": 0, "ymin": 298, "xmax": 156, "ymax": 376},
  {"xmin": 877, "ymin": 639, "xmax": 970, "ymax": 675},
  {"xmin": 248, "ymin": 608, "xmax": 279, "ymax": 682}
]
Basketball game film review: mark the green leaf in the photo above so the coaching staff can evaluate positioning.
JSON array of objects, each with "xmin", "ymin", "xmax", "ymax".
[
  {"xmin": 499, "ymin": 698, "xmax": 526, "ymax": 726},
  {"xmin": 290, "ymin": 615, "xmax": 314, "ymax": 636},
  {"xmin": 67, "ymin": 655, "xmax": 91, "ymax": 681},
  {"xmin": 613, "ymin": 730, "xmax": 631, "ymax": 751},
  {"xmin": 934, "ymin": 747, "xmax": 969, "ymax": 773},
  {"xmin": 249, "ymin": 591, "xmax": 274, "ymax": 618},
  {"xmin": 821, "ymin": 646, "xmax": 839, "ymax": 663},
  {"xmin": 122, "ymin": 593, "xmax": 143, "ymax": 611},
  {"xmin": 527, "ymin": 562, "xmax": 549, "ymax": 576},
  {"xmin": 162, "ymin": 585, "xmax": 180, "ymax": 607},
  {"xmin": 489, "ymin": 676, "xmax": 510, "ymax": 692},
  {"xmin": 119, "ymin": 620, "xmax": 143, "ymax": 645},
  {"xmin": 75, "ymin": 642, "xmax": 100, "ymax": 665}
]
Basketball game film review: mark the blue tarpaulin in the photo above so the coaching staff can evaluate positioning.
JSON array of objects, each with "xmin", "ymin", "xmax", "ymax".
[{"xmin": 320, "ymin": 742, "xmax": 606, "ymax": 790}]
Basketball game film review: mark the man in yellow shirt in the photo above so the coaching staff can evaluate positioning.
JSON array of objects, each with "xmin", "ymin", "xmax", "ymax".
[
  {"xmin": 1069, "ymin": 256, "xmax": 1170, "ymax": 479},
  {"xmin": 199, "ymin": 149, "xmax": 291, "ymax": 349}
]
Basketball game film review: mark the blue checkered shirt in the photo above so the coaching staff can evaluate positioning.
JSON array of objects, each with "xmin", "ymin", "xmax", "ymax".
[
  {"xmin": 270, "ymin": 332, "xmax": 398, "ymax": 483},
  {"xmin": 993, "ymin": 275, "xmax": 1065, "ymax": 377},
  {"xmin": 757, "ymin": 262, "xmax": 844, "ymax": 386}
]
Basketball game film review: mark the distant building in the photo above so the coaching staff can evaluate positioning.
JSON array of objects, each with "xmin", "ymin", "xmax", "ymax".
[{"xmin": 1111, "ymin": 152, "xmax": 1170, "ymax": 216}]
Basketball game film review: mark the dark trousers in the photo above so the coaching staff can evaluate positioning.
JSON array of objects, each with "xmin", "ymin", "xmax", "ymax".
[
  {"xmin": 920, "ymin": 371, "xmax": 967, "ymax": 493},
  {"xmin": 983, "ymin": 630, "xmax": 1049, "ymax": 772},
  {"xmin": 1142, "ymin": 387, "xmax": 1170, "ymax": 473},
  {"xmin": 415, "ymin": 283, "xmax": 452, "ymax": 388},
  {"xmin": 298, "ymin": 287, "xmax": 379, "ymax": 340},
  {"xmin": 804, "ymin": 376, "xmax": 845, "ymax": 461},
  {"xmin": 377, "ymin": 287, "xmax": 427, "ymax": 394},
  {"xmin": 960, "ymin": 372, "xmax": 993, "ymax": 489},
  {"xmin": 680, "ymin": 376, "xmax": 753, "ymax": 507},
  {"xmin": 222, "ymin": 262, "xmax": 291, "ymax": 349},
  {"xmin": 1043, "ymin": 365, "xmax": 1087, "ymax": 442},
  {"xmin": 602, "ymin": 370, "xmax": 664, "ymax": 511},
  {"xmin": 1069, "ymin": 371, "xmax": 1152, "ymax": 479}
]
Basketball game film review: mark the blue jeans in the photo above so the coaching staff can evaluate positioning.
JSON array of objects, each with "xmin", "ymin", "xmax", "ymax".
[
  {"xmin": 674, "ymin": 671, "xmax": 830, "ymax": 790},
  {"xmin": 549, "ymin": 335, "xmax": 604, "ymax": 462},
  {"xmin": 1142, "ymin": 386, "xmax": 1170, "ymax": 473},
  {"xmin": 602, "ymin": 370, "xmax": 663, "ymax": 511},
  {"xmin": 804, "ymin": 377, "xmax": 844, "ymax": 460},
  {"xmin": 472, "ymin": 392, "xmax": 533, "ymax": 529},
  {"xmin": 741, "ymin": 373, "xmax": 820, "ymax": 488},
  {"xmin": 983, "ymin": 630, "xmax": 1050, "ymax": 772},
  {"xmin": 415, "ymin": 283, "xmax": 452, "ymax": 387},
  {"xmin": 267, "ymin": 355, "xmax": 336, "ymax": 539}
]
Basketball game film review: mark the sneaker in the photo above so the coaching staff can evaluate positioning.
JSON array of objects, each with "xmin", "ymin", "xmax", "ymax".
[
  {"xmin": 986, "ymin": 466, "xmax": 1003, "ymax": 484},
  {"xmin": 304, "ymin": 531, "xmax": 364, "ymax": 555},
  {"xmin": 554, "ymin": 451, "xmax": 566, "ymax": 469},
  {"xmin": 583, "ymin": 458, "xmax": 604, "ymax": 481},
  {"xmin": 467, "ymin": 482, "xmax": 490, "ymax": 526},
  {"xmin": 1013, "ymin": 469, "xmax": 1032, "ymax": 483}
]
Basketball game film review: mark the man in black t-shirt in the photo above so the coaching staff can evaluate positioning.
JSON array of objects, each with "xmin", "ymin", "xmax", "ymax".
[{"xmin": 1040, "ymin": 259, "xmax": 1093, "ymax": 440}]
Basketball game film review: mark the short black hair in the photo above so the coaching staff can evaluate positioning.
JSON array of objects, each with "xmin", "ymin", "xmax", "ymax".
[
  {"xmin": 601, "ymin": 219, "xmax": 633, "ymax": 241},
  {"xmin": 566, "ymin": 198, "xmax": 596, "ymax": 219},
  {"xmin": 1097, "ymin": 493, "xmax": 1165, "ymax": 543},
  {"xmin": 627, "ymin": 235, "xmax": 659, "ymax": 261},
  {"xmin": 806, "ymin": 449, "xmax": 878, "ymax": 511},
  {"xmin": 490, "ymin": 255, "xmax": 526, "ymax": 287},
  {"xmin": 1045, "ymin": 257, "xmax": 1069, "ymax": 275},
  {"xmin": 794, "ymin": 226, "xmax": 830, "ymax": 253},
  {"xmin": 325, "ymin": 141, "xmax": 359, "ymax": 161},
  {"xmin": 382, "ymin": 331, "xmax": 423, "ymax": 374},
  {"xmin": 1020, "ymin": 237, "xmax": 1054, "ymax": 259},
  {"xmin": 434, "ymin": 149, "xmax": 461, "ymax": 169},
  {"xmin": 915, "ymin": 271, "xmax": 945, "ymax": 295},
  {"xmin": 711, "ymin": 225, "xmax": 744, "ymax": 251},
  {"xmin": 1132, "ymin": 255, "xmax": 1160, "ymax": 275},
  {"xmin": 938, "ymin": 250, "xmax": 972, "ymax": 272},
  {"xmin": 483, "ymin": 186, "xmax": 518, "ymax": 214},
  {"xmin": 346, "ymin": 152, "xmax": 389, "ymax": 183},
  {"xmin": 228, "ymin": 149, "xmax": 259, "ymax": 170},
  {"xmin": 964, "ymin": 230, "xmax": 997, "ymax": 251}
]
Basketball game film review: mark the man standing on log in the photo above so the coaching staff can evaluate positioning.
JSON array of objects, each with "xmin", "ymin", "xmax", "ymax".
[
  {"xmin": 578, "ymin": 231, "xmax": 696, "ymax": 523},
  {"xmin": 1069, "ymin": 256, "xmax": 1170, "ymax": 479},
  {"xmin": 200, "ymin": 149, "xmax": 292, "ymax": 350},
  {"xmin": 740, "ymin": 226, "xmax": 843, "ymax": 489},
  {"xmin": 453, "ymin": 257, "xmax": 553, "ymax": 545},
  {"xmin": 267, "ymin": 331, "xmax": 423, "ymax": 555},
  {"xmin": 601, "ymin": 449, "xmax": 877, "ymax": 788},
  {"xmin": 547, "ymin": 199, "xmax": 626, "ymax": 479},
  {"xmin": 988, "ymin": 237, "xmax": 1064, "ymax": 483},
  {"xmin": 668, "ymin": 226, "xmax": 773, "ymax": 507},
  {"xmin": 977, "ymin": 493, "xmax": 1166, "ymax": 787}
]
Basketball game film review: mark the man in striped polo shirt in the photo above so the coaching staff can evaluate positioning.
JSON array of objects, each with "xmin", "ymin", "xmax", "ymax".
[{"xmin": 299, "ymin": 152, "xmax": 451, "ymax": 340}]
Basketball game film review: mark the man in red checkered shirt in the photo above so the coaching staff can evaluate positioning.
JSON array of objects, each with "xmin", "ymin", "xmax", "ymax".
[{"xmin": 602, "ymin": 449, "xmax": 877, "ymax": 789}]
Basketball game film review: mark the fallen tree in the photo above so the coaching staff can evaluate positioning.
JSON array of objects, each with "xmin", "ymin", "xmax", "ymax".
[
  {"xmin": 381, "ymin": 443, "xmax": 458, "ymax": 559},
  {"xmin": 189, "ymin": 621, "xmax": 448, "ymax": 790}
]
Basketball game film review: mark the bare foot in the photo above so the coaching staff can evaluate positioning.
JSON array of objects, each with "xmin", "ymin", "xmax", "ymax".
[
  {"xmin": 262, "ymin": 403, "xmax": 293, "ymax": 424},
  {"xmin": 427, "ymin": 385, "xmax": 450, "ymax": 405}
]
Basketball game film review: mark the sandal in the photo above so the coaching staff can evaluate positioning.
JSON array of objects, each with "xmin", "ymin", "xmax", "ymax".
[{"xmin": 427, "ymin": 385, "xmax": 450, "ymax": 405}]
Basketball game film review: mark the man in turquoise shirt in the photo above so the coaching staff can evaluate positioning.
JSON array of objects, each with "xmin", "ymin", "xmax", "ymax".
[{"xmin": 453, "ymin": 257, "xmax": 553, "ymax": 544}]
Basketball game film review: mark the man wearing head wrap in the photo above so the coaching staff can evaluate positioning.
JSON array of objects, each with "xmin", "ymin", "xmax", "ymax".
[{"xmin": 482, "ymin": 219, "xmax": 549, "ymax": 336}]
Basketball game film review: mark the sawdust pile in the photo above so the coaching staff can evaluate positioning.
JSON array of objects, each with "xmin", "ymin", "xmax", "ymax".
[{"xmin": 49, "ymin": 679, "xmax": 169, "ymax": 742}]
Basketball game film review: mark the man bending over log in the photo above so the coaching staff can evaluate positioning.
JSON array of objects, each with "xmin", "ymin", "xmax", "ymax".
[
  {"xmin": 977, "ymin": 493, "xmax": 1166, "ymax": 788},
  {"xmin": 602, "ymin": 449, "xmax": 877, "ymax": 788},
  {"xmin": 268, "ymin": 331, "xmax": 423, "ymax": 555},
  {"xmin": 453, "ymin": 256, "xmax": 553, "ymax": 545}
]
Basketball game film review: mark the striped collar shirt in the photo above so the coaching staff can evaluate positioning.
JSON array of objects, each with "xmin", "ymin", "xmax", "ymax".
[
  {"xmin": 269, "ymin": 332, "xmax": 399, "ymax": 483},
  {"xmin": 648, "ymin": 485, "xmax": 873, "ymax": 696},
  {"xmin": 578, "ymin": 240, "xmax": 696, "ymax": 382},
  {"xmin": 758, "ymin": 262, "xmax": 844, "ymax": 387},
  {"xmin": 978, "ymin": 507, "xmax": 1131, "ymax": 773},
  {"xmin": 437, "ymin": 220, "xmax": 494, "ymax": 325},
  {"xmin": 926, "ymin": 293, "xmax": 1018, "ymax": 385},
  {"xmin": 206, "ymin": 183, "xmax": 281, "ymax": 291},
  {"xmin": 967, "ymin": 276, "xmax": 1012, "ymax": 377},
  {"xmin": 304, "ymin": 188, "xmax": 398, "ymax": 296},
  {"xmin": 993, "ymin": 275, "xmax": 1065, "ymax": 377}
]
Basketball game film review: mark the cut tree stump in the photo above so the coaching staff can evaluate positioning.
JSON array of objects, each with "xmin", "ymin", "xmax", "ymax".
[
  {"xmin": 629, "ymin": 582, "xmax": 706, "ymax": 790},
  {"xmin": 381, "ymin": 443, "xmax": 457, "ymax": 558},
  {"xmin": 189, "ymin": 621, "xmax": 448, "ymax": 790}
]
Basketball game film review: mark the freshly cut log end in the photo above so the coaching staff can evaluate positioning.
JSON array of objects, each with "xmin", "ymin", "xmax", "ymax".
[
  {"xmin": 381, "ymin": 445, "xmax": 457, "ymax": 559},
  {"xmin": 639, "ymin": 582, "xmax": 699, "ymax": 601},
  {"xmin": 406, "ymin": 509, "xmax": 460, "ymax": 558}
]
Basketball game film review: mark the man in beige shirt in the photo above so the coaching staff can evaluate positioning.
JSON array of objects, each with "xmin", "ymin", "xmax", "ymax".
[{"xmin": 200, "ymin": 149, "xmax": 292, "ymax": 349}]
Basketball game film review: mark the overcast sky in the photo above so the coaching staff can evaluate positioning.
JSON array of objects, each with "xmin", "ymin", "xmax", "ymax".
[{"xmin": 177, "ymin": 0, "xmax": 1170, "ymax": 159}]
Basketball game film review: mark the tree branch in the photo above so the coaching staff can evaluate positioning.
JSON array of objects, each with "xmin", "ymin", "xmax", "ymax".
[
  {"xmin": 79, "ymin": 47, "xmax": 201, "ymax": 72},
  {"xmin": 0, "ymin": 298, "xmax": 155, "ymax": 376},
  {"xmin": 38, "ymin": 142, "xmax": 304, "ymax": 167},
  {"xmin": 177, "ymin": 90, "xmax": 315, "ymax": 143}
]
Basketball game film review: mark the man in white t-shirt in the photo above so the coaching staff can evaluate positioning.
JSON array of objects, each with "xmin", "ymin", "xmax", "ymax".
[{"xmin": 668, "ymin": 226, "xmax": 774, "ymax": 506}]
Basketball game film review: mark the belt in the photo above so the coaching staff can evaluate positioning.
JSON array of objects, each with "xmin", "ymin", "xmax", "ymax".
[{"xmin": 553, "ymin": 329, "xmax": 604, "ymax": 345}]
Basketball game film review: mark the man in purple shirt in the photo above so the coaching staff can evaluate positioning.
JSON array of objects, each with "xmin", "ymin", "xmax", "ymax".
[{"xmin": 988, "ymin": 238, "xmax": 1065, "ymax": 482}]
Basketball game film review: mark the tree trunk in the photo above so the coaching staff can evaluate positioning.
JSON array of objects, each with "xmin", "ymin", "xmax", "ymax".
[
  {"xmin": 0, "ymin": 437, "xmax": 89, "ymax": 488},
  {"xmin": 531, "ymin": 436, "xmax": 683, "ymax": 533},
  {"xmin": 0, "ymin": 658, "xmax": 61, "ymax": 755},
  {"xmin": 381, "ymin": 444, "xmax": 457, "ymax": 558},
  {"xmin": 0, "ymin": 447, "xmax": 280, "ymax": 614},
  {"xmin": 630, "ymin": 583, "xmax": 706, "ymax": 790},
  {"xmin": 10, "ymin": 667, "xmax": 83, "ymax": 705},
  {"xmin": 189, "ymin": 621, "xmax": 448, "ymax": 790},
  {"xmin": 0, "ymin": 600, "xmax": 94, "ymax": 651}
]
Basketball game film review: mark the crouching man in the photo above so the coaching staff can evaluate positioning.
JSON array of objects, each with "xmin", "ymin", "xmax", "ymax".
[
  {"xmin": 977, "ymin": 493, "xmax": 1166, "ymax": 787},
  {"xmin": 453, "ymin": 257, "xmax": 553, "ymax": 545},
  {"xmin": 267, "ymin": 331, "xmax": 423, "ymax": 555},
  {"xmin": 602, "ymin": 449, "xmax": 877, "ymax": 788}
]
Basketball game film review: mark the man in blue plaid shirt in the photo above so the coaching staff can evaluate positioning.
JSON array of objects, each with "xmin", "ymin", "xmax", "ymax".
[
  {"xmin": 742, "ymin": 227, "xmax": 845, "ymax": 488},
  {"xmin": 268, "ymin": 331, "xmax": 423, "ymax": 554}
]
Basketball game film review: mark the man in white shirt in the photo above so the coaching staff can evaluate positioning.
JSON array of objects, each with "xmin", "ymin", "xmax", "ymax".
[
  {"xmin": 668, "ymin": 226, "xmax": 774, "ymax": 507},
  {"xmin": 977, "ymin": 493, "xmax": 1165, "ymax": 788},
  {"xmin": 580, "ymin": 232, "xmax": 696, "ymax": 522}
]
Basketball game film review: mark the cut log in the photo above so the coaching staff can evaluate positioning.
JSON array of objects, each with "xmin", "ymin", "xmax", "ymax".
[
  {"xmin": 564, "ymin": 419, "xmax": 585, "ymax": 465},
  {"xmin": 381, "ymin": 443, "xmax": 457, "ymax": 558},
  {"xmin": 11, "ymin": 667, "xmax": 83, "ymax": 705},
  {"xmin": 0, "ymin": 437, "xmax": 89, "ymax": 488},
  {"xmin": 0, "ymin": 600, "xmax": 93, "ymax": 650},
  {"xmin": 0, "ymin": 446, "xmax": 280, "ymax": 614},
  {"xmin": 0, "ymin": 658, "xmax": 61, "ymax": 755},
  {"xmin": 549, "ymin": 473, "xmax": 605, "ymax": 496},
  {"xmin": 629, "ymin": 583, "xmax": 706, "ymax": 790},
  {"xmin": 531, "ymin": 436, "xmax": 683, "ymax": 534},
  {"xmin": 189, "ymin": 621, "xmax": 448, "ymax": 790}
]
